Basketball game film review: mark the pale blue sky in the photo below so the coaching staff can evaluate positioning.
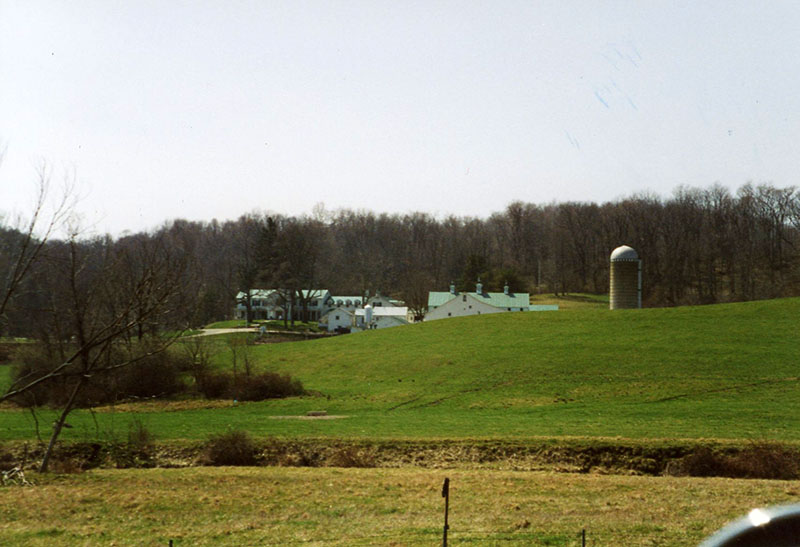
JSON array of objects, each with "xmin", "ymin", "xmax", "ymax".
[{"xmin": 2, "ymin": 1, "xmax": 799, "ymax": 234}]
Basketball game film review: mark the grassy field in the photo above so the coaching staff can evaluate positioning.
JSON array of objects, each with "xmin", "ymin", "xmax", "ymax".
[
  {"xmin": 1, "ymin": 298, "xmax": 798, "ymax": 443},
  {"xmin": 2, "ymin": 466, "xmax": 799, "ymax": 546},
  {"xmin": 2, "ymin": 299, "xmax": 798, "ymax": 546},
  {"xmin": 0, "ymin": 365, "xmax": 11, "ymax": 393}
]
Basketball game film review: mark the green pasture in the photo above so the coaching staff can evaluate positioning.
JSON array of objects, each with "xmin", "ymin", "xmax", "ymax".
[
  {"xmin": 0, "ymin": 364, "xmax": 12, "ymax": 393},
  {"xmin": 1, "ymin": 298, "xmax": 798, "ymax": 443}
]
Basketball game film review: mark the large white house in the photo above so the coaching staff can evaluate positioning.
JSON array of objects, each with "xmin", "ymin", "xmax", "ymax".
[
  {"xmin": 236, "ymin": 289, "xmax": 409, "ymax": 331},
  {"xmin": 235, "ymin": 289, "xmax": 332, "ymax": 321},
  {"xmin": 425, "ymin": 281, "xmax": 533, "ymax": 321}
]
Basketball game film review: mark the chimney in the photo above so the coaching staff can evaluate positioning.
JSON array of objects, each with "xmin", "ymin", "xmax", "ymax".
[
  {"xmin": 449, "ymin": 281, "xmax": 456, "ymax": 294},
  {"xmin": 476, "ymin": 278, "xmax": 483, "ymax": 295},
  {"xmin": 503, "ymin": 282, "xmax": 509, "ymax": 295}
]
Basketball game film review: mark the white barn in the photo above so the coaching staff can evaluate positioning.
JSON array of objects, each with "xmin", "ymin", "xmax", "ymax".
[{"xmin": 425, "ymin": 281, "xmax": 531, "ymax": 321}]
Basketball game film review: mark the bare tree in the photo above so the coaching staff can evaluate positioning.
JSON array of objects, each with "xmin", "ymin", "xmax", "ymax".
[
  {"xmin": 0, "ymin": 163, "xmax": 74, "ymax": 334},
  {"xmin": 1, "ymin": 228, "xmax": 187, "ymax": 472}
]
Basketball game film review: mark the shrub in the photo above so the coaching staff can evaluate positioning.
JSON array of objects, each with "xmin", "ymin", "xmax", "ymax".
[
  {"xmin": 10, "ymin": 342, "xmax": 188, "ymax": 407},
  {"xmin": 198, "ymin": 373, "xmax": 231, "ymax": 399},
  {"xmin": 202, "ymin": 430, "xmax": 258, "ymax": 466},
  {"xmin": 233, "ymin": 372, "xmax": 305, "ymax": 401},
  {"xmin": 727, "ymin": 442, "xmax": 799, "ymax": 480},
  {"xmin": 197, "ymin": 371, "xmax": 305, "ymax": 401},
  {"xmin": 109, "ymin": 420, "xmax": 156, "ymax": 469},
  {"xmin": 114, "ymin": 351, "xmax": 186, "ymax": 400},
  {"xmin": 127, "ymin": 418, "xmax": 155, "ymax": 450},
  {"xmin": 667, "ymin": 443, "xmax": 799, "ymax": 479},
  {"xmin": 669, "ymin": 446, "xmax": 722, "ymax": 477}
]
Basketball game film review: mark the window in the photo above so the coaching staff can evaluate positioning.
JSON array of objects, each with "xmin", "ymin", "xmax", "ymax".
[
  {"xmin": 462, "ymin": 295, "xmax": 467, "ymax": 302},
  {"xmin": 508, "ymin": 308, "xmax": 511, "ymax": 311},
  {"xmin": 469, "ymin": 305, "xmax": 472, "ymax": 309},
  {"xmin": 335, "ymin": 315, "xmax": 340, "ymax": 320},
  {"xmin": 447, "ymin": 312, "xmax": 452, "ymax": 316}
]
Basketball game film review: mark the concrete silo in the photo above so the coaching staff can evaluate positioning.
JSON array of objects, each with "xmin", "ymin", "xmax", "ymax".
[{"xmin": 609, "ymin": 245, "xmax": 641, "ymax": 309}]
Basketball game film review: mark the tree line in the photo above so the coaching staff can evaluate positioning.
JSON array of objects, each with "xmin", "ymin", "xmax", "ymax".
[
  {"xmin": 3, "ymin": 182, "xmax": 800, "ymax": 338},
  {"xmin": 160, "ymin": 181, "xmax": 800, "ymax": 320}
]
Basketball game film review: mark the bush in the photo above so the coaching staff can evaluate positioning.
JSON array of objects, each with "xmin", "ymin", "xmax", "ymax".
[
  {"xmin": 10, "ymin": 342, "xmax": 188, "ymax": 407},
  {"xmin": 233, "ymin": 372, "xmax": 305, "ymax": 401},
  {"xmin": 113, "ymin": 351, "xmax": 186, "ymax": 400},
  {"xmin": 108, "ymin": 420, "xmax": 156, "ymax": 469},
  {"xmin": 127, "ymin": 418, "xmax": 155, "ymax": 450},
  {"xmin": 197, "ymin": 371, "xmax": 304, "ymax": 401},
  {"xmin": 667, "ymin": 443, "xmax": 799, "ymax": 479},
  {"xmin": 201, "ymin": 430, "xmax": 258, "ymax": 466},
  {"xmin": 198, "ymin": 373, "xmax": 231, "ymax": 399},
  {"xmin": 727, "ymin": 442, "xmax": 799, "ymax": 480}
]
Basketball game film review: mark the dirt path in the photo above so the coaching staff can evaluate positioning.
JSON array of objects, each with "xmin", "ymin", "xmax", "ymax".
[{"xmin": 193, "ymin": 328, "xmax": 258, "ymax": 337}]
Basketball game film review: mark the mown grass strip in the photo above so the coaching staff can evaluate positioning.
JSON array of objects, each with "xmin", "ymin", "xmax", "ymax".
[{"xmin": 2, "ymin": 467, "xmax": 798, "ymax": 546}]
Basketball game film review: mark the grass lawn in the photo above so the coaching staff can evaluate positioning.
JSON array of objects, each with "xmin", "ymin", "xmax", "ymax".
[
  {"xmin": 2, "ymin": 466, "xmax": 798, "ymax": 546},
  {"xmin": 0, "ymin": 364, "xmax": 12, "ymax": 394},
  {"xmin": 1, "ymin": 298, "xmax": 798, "ymax": 444}
]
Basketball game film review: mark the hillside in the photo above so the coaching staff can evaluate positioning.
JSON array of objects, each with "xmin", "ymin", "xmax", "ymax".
[{"xmin": 2, "ymin": 298, "xmax": 798, "ymax": 443}]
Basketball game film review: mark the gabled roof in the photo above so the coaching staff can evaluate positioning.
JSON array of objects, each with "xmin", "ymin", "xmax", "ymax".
[
  {"xmin": 355, "ymin": 307, "xmax": 409, "ymax": 317},
  {"xmin": 320, "ymin": 307, "xmax": 354, "ymax": 318},
  {"xmin": 427, "ymin": 291, "xmax": 530, "ymax": 309}
]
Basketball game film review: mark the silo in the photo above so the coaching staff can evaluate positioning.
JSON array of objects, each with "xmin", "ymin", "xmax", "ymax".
[
  {"xmin": 609, "ymin": 245, "xmax": 641, "ymax": 309},
  {"xmin": 364, "ymin": 304, "xmax": 373, "ymax": 329}
]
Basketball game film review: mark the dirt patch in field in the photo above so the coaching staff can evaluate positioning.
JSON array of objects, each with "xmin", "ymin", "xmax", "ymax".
[{"xmin": 4, "ymin": 438, "xmax": 797, "ymax": 480}]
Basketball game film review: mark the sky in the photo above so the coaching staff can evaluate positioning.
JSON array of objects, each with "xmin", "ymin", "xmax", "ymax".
[{"xmin": 1, "ymin": 1, "xmax": 799, "ymax": 235}]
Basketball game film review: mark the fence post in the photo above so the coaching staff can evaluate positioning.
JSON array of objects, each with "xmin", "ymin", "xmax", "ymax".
[
  {"xmin": 581, "ymin": 528, "xmax": 586, "ymax": 546},
  {"xmin": 442, "ymin": 477, "xmax": 450, "ymax": 547}
]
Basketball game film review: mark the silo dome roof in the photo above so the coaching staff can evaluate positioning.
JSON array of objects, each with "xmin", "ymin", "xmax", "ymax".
[{"xmin": 610, "ymin": 245, "xmax": 639, "ymax": 261}]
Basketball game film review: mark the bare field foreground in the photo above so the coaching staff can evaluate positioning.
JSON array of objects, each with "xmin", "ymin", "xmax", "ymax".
[{"xmin": 2, "ymin": 466, "xmax": 799, "ymax": 546}]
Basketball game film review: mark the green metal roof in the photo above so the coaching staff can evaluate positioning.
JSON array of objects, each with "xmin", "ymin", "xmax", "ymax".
[{"xmin": 427, "ymin": 291, "xmax": 531, "ymax": 309}]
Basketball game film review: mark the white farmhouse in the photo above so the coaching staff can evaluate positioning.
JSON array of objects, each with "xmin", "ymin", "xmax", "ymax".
[
  {"xmin": 353, "ymin": 305, "xmax": 410, "ymax": 330},
  {"xmin": 235, "ymin": 289, "xmax": 332, "ymax": 321},
  {"xmin": 425, "ymin": 281, "xmax": 532, "ymax": 321},
  {"xmin": 318, "ymin": 307, "xmax": 355, "ymax": 332}
]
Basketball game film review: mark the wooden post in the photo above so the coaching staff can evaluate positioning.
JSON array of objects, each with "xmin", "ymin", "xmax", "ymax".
[{"xmin": 442, "ymin": 477, "xmax": 450, "ymax": 546}]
